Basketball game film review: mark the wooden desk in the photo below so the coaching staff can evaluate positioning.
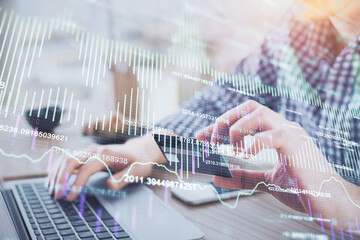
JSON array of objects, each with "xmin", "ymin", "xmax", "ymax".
[{"xmin": 0, "ymin": 114, "xmax": 348, "ymax": 240}]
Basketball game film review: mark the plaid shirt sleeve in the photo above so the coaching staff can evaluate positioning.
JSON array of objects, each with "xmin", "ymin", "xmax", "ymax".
[{"xmin": 154, "ymin": 35, "xmax": 280, "ymax": 137}]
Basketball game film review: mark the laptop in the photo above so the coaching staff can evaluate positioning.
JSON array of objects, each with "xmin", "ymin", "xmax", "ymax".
[{"xmin": 0, "ymin": 172, "xmax": 205, "ymax": 240}]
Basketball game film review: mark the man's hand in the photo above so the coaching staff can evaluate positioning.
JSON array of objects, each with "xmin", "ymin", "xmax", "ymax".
[
  {"xmin": 47, "ymin": 135, "xmax": 166, "ymax": 201},
  {"xmin": 196, "ymin": 100, "xmax": 319, "ymax": 212},
  {"xmin": 196, "ymin": 100, "xmax": 360, "ymax": 232}
]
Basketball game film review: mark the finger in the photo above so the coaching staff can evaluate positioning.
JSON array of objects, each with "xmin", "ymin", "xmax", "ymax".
[
  {"xmin": 210, "ymin": 100, "xmax": 264, "ymax": 145},
  {"xmin": 66, "ymin": 159, "xmax": 107, "ymax": 201},
  {"xmin": 213, "ymin": 169, "xmax": 268, "ymax": 192},
  {"xmin": 210, "ymin": 108, "xmax": 240, "ymax": 145},
  {"xmin": 247, "ymin": 130, "xmax": 283, "ymax": 156},
  {"xmin": 83, "ymin": 121, "xmax": 96, "ymax": 135},
  {"xmin": 196, "ymin": 124, "xmax": 214, "ymax": 141},
  {"xmin": 107, "ymin": 168, "xmax": 129, "ymax": 191},
  {"xmin": 229, "ymin": 107, "xmax": 279, "ymax": 148},
  {"xmin": 47, "ymin": 159, "xmax": 63, "ymax": 194},
  {"xmin": 46, "ymin": 157, "xmax": 62, "ymax": 188},
  {"xmin": 54, "ymin": 158, "xmax": 81, "ymax": 199},
  {"xmin": 54, "ymin": 145, "xmax": 99, "ymax": 199}
]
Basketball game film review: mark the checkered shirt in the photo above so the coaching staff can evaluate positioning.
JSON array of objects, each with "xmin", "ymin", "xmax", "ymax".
[{"xmin": 156, "ymin": 13, "xmax": 360, "ymax": 186}]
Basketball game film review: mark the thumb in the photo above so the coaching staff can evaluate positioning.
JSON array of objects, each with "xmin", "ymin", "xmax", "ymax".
[
  {"xmin": 107, "ymin": 167, "xmax": 131, "ymax": 190},
  {"xmin": 107, "ymin": 163, "xmax": 152, "ymax": 190}
]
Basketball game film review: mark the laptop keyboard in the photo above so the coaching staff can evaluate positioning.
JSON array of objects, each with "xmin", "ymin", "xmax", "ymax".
[{"xmin": 15, "ymin": 183, "xmax": 132, "ymax": 240}]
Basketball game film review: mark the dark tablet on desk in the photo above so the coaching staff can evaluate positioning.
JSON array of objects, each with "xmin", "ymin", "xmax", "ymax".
[{"xmin": 153, "ymin": 134, "xmax": 233, "ymax": 178}]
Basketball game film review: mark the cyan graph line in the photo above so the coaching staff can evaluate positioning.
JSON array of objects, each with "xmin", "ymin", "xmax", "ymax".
[{"xmin": 0, "ymin": 145, "xmax": 359, "ymax": 210}]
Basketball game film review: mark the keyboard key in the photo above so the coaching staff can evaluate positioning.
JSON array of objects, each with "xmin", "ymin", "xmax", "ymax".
[
  {"xmin": 27, "ymin": 196, "xmax": 39, "ymax": 201},
  {"xmin": 82, "ymin": 238, "xmax": 96, "ymax": 240},
  {"xmin": 103, "ymin": 219, "xmax": 122, "ymax": 229},
  {"xmin": 44, "ymin": 200, "xmax": 56, "ymax": 205},
  {"xmin": 86, "ymin": 196, "xmax": 99, "ymax": 205},
  {"xmin": 68, "ymin": 216, "xmax": 81, "ymax": 221},
  {"xmin": 37, "ymin": 236, "xmax": 44, "ymax": 240},
  {"xmin": 45, "ymin": 204, "xmax": 58, "ymax": 209},
  {"xmin": 84, "ymin": 215, "xmax": 98, "ymax": 222},
  {"xmin": 71, "ymin": 219, "xmax": 85, "ymax": 227},
  {"xmin": 95, "ymin": 232, "xmax": 112, "ymax": 239},
  {"xmin": 53, "ymin": 218, "xmax": 67, "ymax": 224},
  {"xmin": 30, "ymin": 204, "xmax": 43, "ymax": 209},
  {"xmin": 78, "ymin": 231, "xmax": 94, "ymax": 238},
  {"xmin": 87, "ymin": 221, "xmax": 101, "ymax": 228},
  {"xmin": 113, "ymin": 231, "xmax": 129, "ymax": 239},
  {"xmin": 39, "ymin": 223, "xmax": 54, "ymax": 229},
  {"xmin": 100, "ymin": 210, "xmax": 113, "ymax": 220},
  {"xmin": 63, "ymin": 236, "xmax": 78, "ymax": 240},
  {"xmin": 34, "ymin": 229, "xmax": 41, "ymax": 236},
  {"xmin": 48, "ymin": 208, "xmax": 61, "ymax": 214},
  {"xmin": 44, "ymin": 234, "xmax": 60, "ymax": 240},
  {"xmin": 33, "ymin": 208, "xmax": 45, "ymax": 214},
  {"xmin": 31, "ymin": 224, "xmax": 38, "ymax": 230},
  {"xmin": 74, "ymin": 225, "xmax": 89, "ymax": 232},
  {"xmin": 59, "ymin": 229, "xmax": 75, "ymax": 236},
  {"xmin": 37, "ymin": 217, "xmax": 50, "ymax": 224},
  {"xmin": 65, "ymin": 212, "xmax": 79, "ymax": 217},
  {"xmin": 56, "ymin": 223, "xmax": 70, "ymax": 230},
  {"xmin": 92, "ymin": 226, "xmax": 108, "ymax": 233},
  {"xmin": 50, "ymin": 213, "xmax": 63, "ymax": 219},
  {"xmin": 35, "ymin": 213, "xmax": 48, "ymax": 218},
  {"xmin": 41, "ymin": 196, "xmax": 52, "ymax": 201},
  {"xmin": 42, "ymin": 228, "xmax": 57, "ymax": 235}
]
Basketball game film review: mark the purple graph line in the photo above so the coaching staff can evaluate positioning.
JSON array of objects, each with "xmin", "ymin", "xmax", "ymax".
[
  {"xmin": 330, "ymin": 222, "xmax": 335, "ymax": 240},
  {"xmin": 258, "ymin": 115, "xmax": 261, "ymax": 131},
  {"xmin": 148, "ymin": 194, "xmax": 153, "ymax": 218},
  {"xmin": 78, "ymin": 191, "xmax": 86, "ymax": 219},
  {"xmin": 13, "ymin": 114, "xmax": 21, "ymax": 137},
  {"xmin": 131, "ymin": 206, "xmax": 136, "ymax": 230},
  {"xmin": 31, "ymin": 127, "xmax": 38, "ymax": 151},
  {"xmin": 237, "ymin": 103, "xmax": 240, "ymax": 118},
  {"xmin": 307, "ymin": 198, "xmax": 312, "ymax": 217},
  {"xmin": 179, "ymin": 168, "xmax": 183, "ymax": 179},
  {"xmin": 356, "ymin": 216, "xmax": 360, "ymax": 234},
  {"xmin": 282, "ymin": 154, "xmax": 286, "ymax": 172},
  {"xmin": 192, "ymin": 155, "xmax": 195, "ymax": 175},
  {"xmin": 294, "ymin": 178, "xmax": 299, "ymax": 197},
  {"xmin": 348, "ymin": 223, "xmax": 353, "ymax": 240},
  {"xmin": 113, "ymin": 212, "xmax": 120, "ymax": 235},
  {"xmin": 227, "ymin": 109, "xmax": 229, "ymax": 126},
  {"xmin": 46, "ymin": 148, "xmax": 54, "ymax": 173},
  {"xmin": 205, "ymin": 139, "xmax": 208, "ymax": 158},
  {"xmin": 340, "ymin": 228, "xmax": 344, "ymax": 240},
  {"xmin": 61, "ymin": 170, "xmax": 70, "ymax": 198},
  {"xmin": 319, "ymin": 213, "xmax": 324, "ymax": 232},
  {"xmin": 95, "ymin": 208, "xmax": 102, "ymax": 233}
]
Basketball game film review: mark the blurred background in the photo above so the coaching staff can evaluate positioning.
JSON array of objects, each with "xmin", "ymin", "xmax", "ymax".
[{"xmin": 0, "ymin": 0, "xmax": 294, "ymax": 122}]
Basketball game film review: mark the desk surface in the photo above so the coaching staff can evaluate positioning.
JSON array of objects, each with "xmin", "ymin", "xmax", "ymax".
[{"xmin": 0, "ymin": 115, "xmax": 346, "ymax": 240}]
